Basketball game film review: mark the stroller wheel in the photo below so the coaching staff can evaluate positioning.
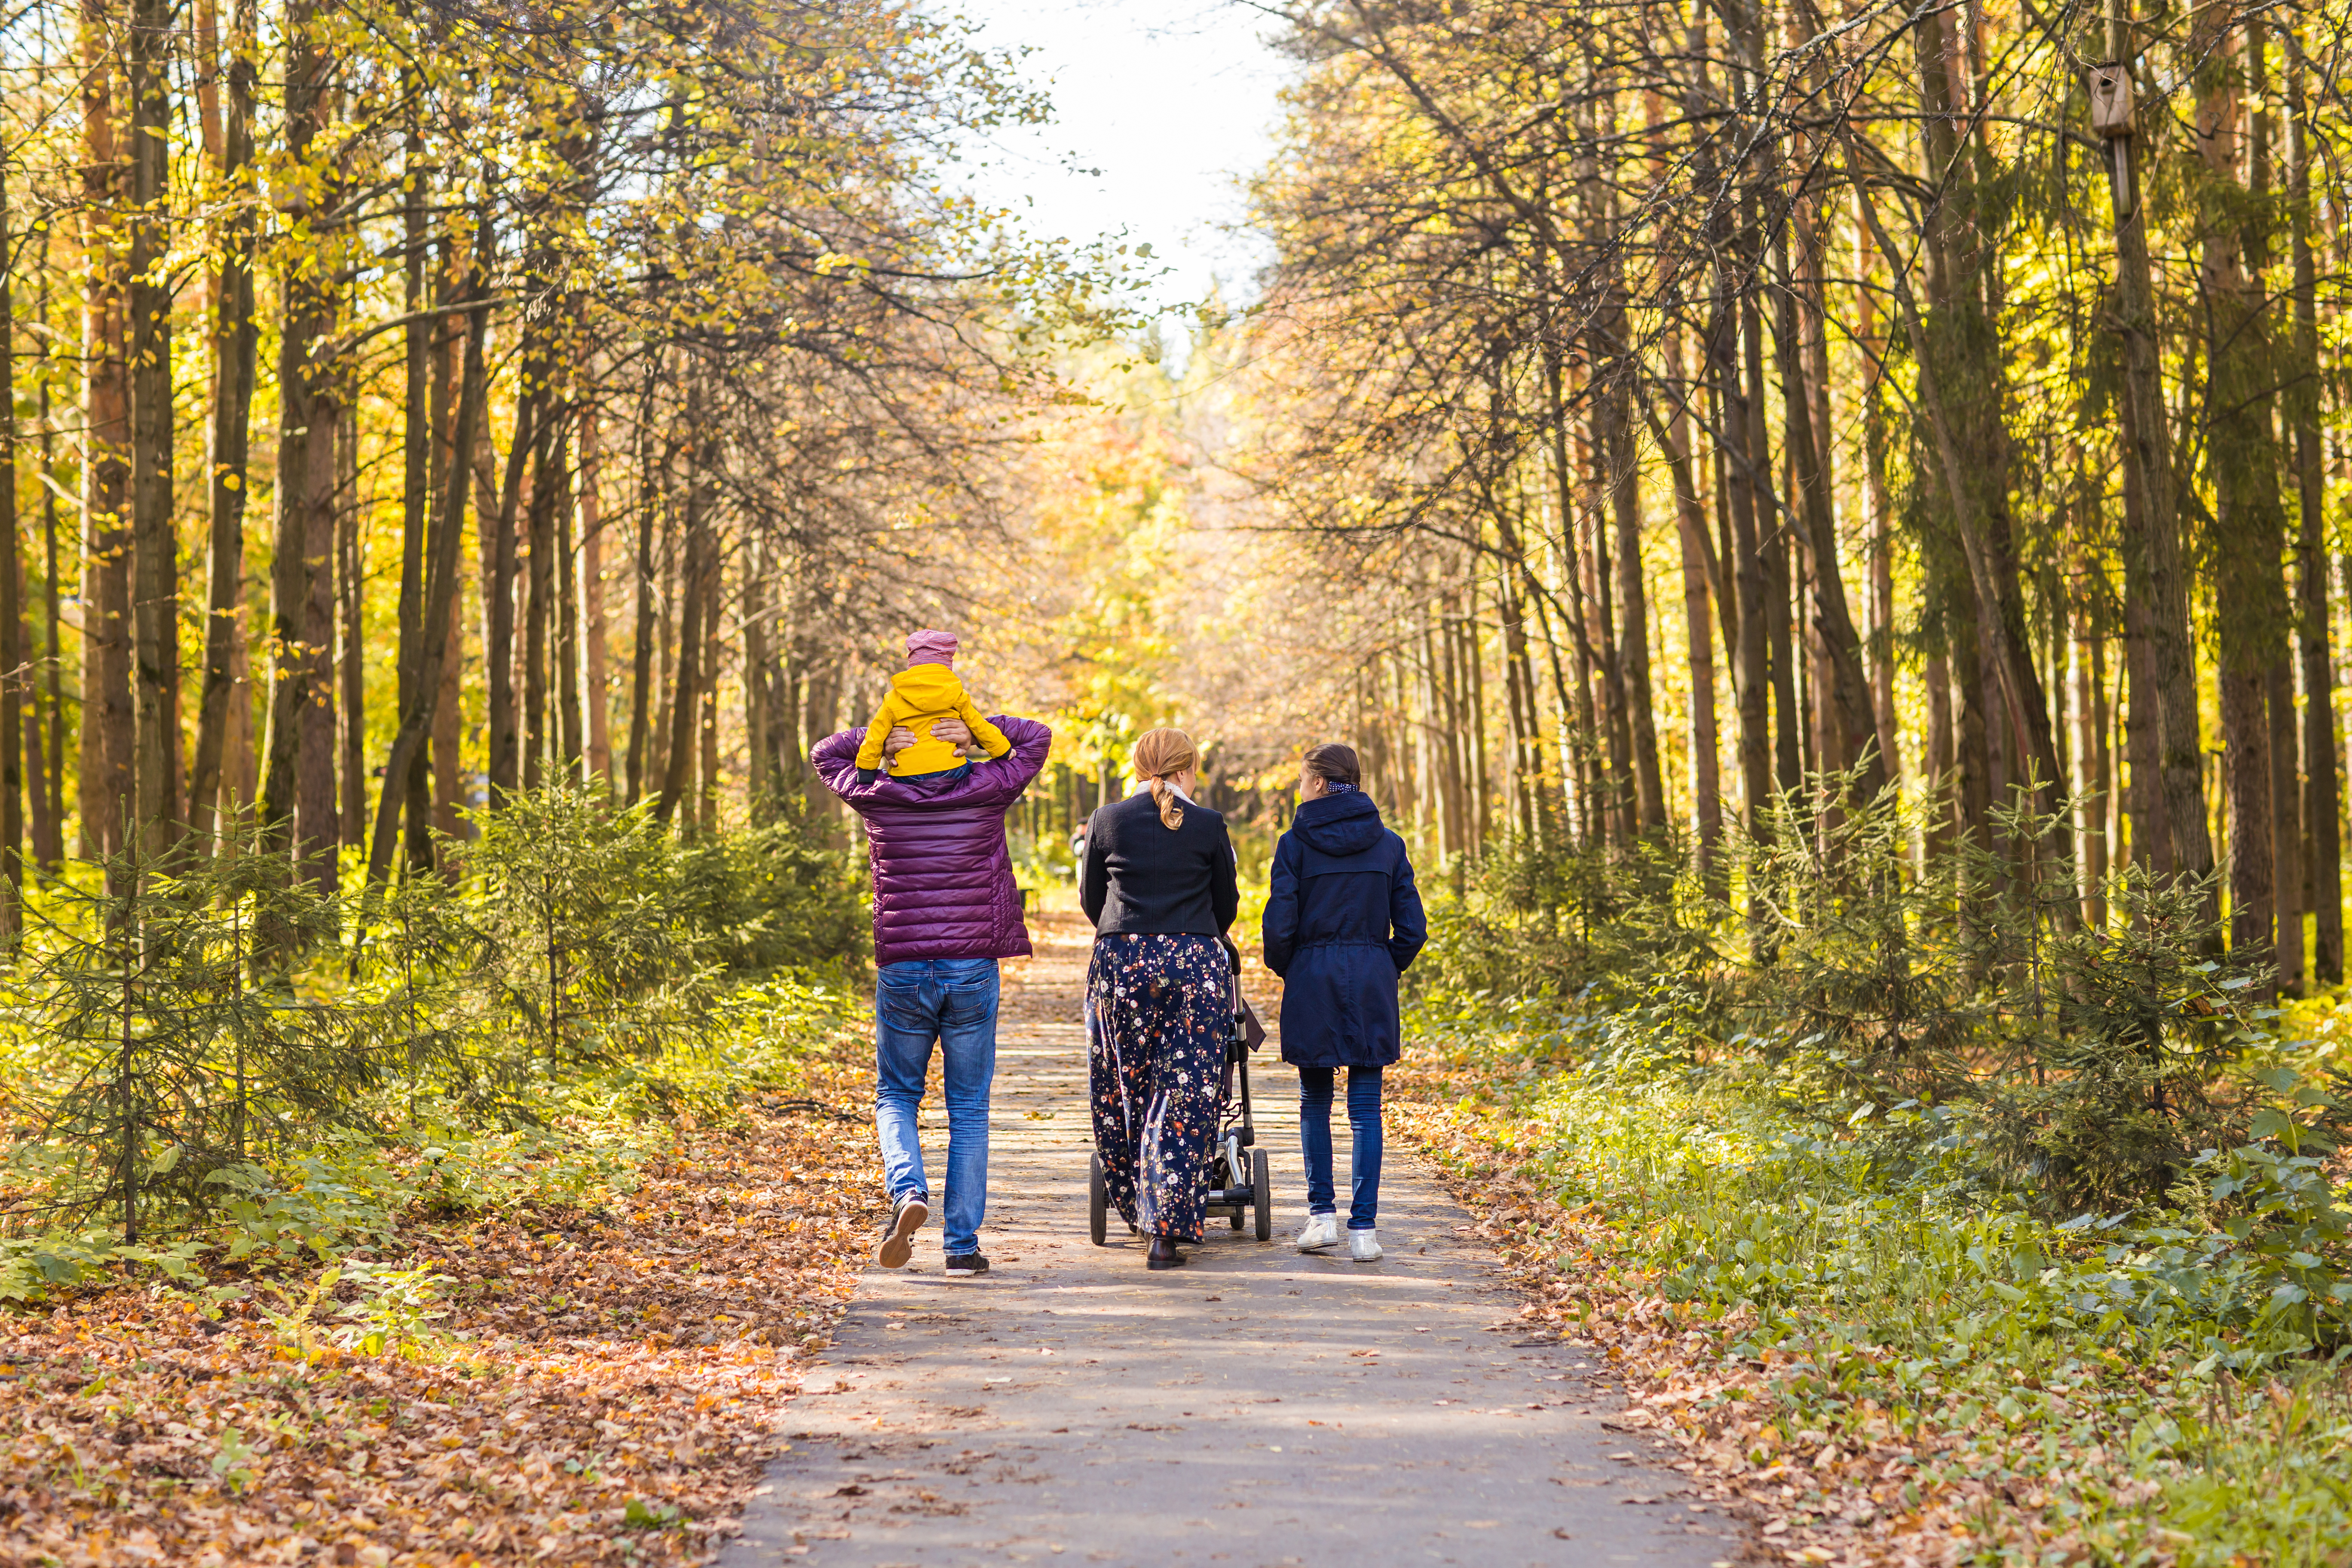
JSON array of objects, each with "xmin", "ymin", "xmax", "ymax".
[
  {"xmin": 1088, "ymin": 1150, "xmax": 1109, "ymax": 1247},
  {"xmin": 1252, "ymin": 1148, "xmax": 1273, "ymax": 1241},
  {"xmin": 1229, "ymin": 1207, "xmax": 1244, "ymax": 1230}
]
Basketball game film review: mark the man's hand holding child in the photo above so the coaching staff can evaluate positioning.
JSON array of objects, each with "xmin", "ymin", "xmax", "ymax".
[{"xmin": 880, "ymin": 717, "xmax": 982, "ymax": 765}]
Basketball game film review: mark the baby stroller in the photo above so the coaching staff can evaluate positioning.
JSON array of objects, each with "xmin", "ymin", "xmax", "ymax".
[{"xmin": 1089, "ymin": 940, "xmax": 1273, "ymax": 1244}]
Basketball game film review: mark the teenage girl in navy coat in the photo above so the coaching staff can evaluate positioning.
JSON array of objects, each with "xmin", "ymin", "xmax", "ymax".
[{"xmin": 1260, "ymin": 743, "xmax": 1427, "ymax": 1261}]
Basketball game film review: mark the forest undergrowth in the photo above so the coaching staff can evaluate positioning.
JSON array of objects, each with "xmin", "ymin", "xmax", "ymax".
[
  {"xmin": 1396, "ymin": 784, "xmax": 2352, "ymax": 1568},
  {"xmin": 0, "ymin": 789, "xmax": 882, "ymax": 1566}
]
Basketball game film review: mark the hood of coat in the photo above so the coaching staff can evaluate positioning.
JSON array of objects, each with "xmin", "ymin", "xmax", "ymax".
[
  {"xmin": 891, "ymin": 662, "xmax": 967, "ymax": 709},
  {"xmin": 1292, "ymin": 790, "xmax": 1386, "ymax": 855}
]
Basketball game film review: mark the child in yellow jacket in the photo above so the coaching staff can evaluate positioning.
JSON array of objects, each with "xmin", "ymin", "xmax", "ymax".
[{"xmin": 856, "ymin": 629, "xmax": 1013, "ymax": 784}]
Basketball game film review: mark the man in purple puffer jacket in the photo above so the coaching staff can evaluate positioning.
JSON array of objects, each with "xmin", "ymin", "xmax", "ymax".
[{"xmin": 812, "ymin": 711, "xmax": 1052, "ymax": 1277}]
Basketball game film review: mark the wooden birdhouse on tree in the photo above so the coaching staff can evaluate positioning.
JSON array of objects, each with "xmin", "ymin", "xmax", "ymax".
[{"xmin": 2088, "ymin": 62, "xmax": 2135, "ymax": 139}]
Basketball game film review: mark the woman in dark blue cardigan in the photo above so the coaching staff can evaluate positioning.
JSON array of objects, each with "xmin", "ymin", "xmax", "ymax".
[{"xmin": 1260, "ymin": 744, "xmax": 1427, "ymax": 1261}]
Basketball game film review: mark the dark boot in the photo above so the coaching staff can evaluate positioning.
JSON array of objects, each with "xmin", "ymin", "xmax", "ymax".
[{"xmin": 1146, "ymin": 1237, "xmax": 1185, "ymax": 1270}]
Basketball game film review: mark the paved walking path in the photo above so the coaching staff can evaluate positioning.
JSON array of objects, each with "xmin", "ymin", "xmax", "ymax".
[{"xmin": 722, "ymin": 910, "xmax": 1736, "ymax": 1568}]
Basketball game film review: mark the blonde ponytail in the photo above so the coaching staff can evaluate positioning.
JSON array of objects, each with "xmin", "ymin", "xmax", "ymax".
[{"xmin": 1133, "ymin": 728, "xmax": 1198, "ymax": 831}]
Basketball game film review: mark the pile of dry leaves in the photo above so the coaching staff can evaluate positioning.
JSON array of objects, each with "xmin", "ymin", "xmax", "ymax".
[
  {"xmin": 1394, "ymin": 1090, "xmax": 2002, "ymax": 1568},
  {"xmin": 0, "ymin": 1054, "xmax": 882, "ymax": 1568}
]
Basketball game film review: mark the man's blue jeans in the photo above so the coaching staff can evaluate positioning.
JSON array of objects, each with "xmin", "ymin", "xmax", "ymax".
[
  {"xmin": 874, "ymin": 958, "xmax": 1000, "ymax": 1257},
  {"xmin": 1298, "ymin": 1065, "xmax": 1383, "ymax": 1230}
]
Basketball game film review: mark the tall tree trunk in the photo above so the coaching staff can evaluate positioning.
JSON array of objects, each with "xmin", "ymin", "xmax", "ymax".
[
  {"xmin": 366, "ymin": 214, "xmax": 492, "ymax": 889},
  {"xmin": 1577, "ymin": 420, "xmax": 1628, "ymax": 844},
  {"xmin": 396, "ymin": 99, "xmax": 432, "ymax": 871},
  {"xmin": 224, "ymin": 628, "xmax": 255, "ymax": 833},
  {"xmin": 1572, "ymin": 107, "xmax": 1663, "ymax": 836},
  {"xmin": 2102, "ymin": 0, "xmax": 2213, "ymax": 907},
  {"xmin": 655, "ymin": 421, "xmax": 713, "ymax": 827},
  {"xmin": 34, "ymin": 290, "xmax": 64, "ymax": 872},
  {"xmin": 1850, "ymin": 2, "xmax": 2072, "ymax": 882},
  {"xmin": 1950, "ymin": 579, "xmax": 1992, "ymax": 854},
  {"xmin": 1541, "ymin": 332, "xmax": 1601, "ymax": 847},
  {"xmin": 2195, "ymin": 7, "xmax": 2291, "ymax": 982},
  {"xmin": 337, "ymin": 389, "xmax": 363, "ymax": 847},
  {"xmin": 2073, "ymin": 565, "xmax": 2110, "ymax": 928},
  {"xmin": 1856, "ymin": 247, "xmax": 1902, "ymax": 782},
  {"xmin": 697, "ymin": 589, "xmax": 721, "ymax": 836},
  {"xmin": 127, "ymin": 0, "xmax": 178, "ymax": 853},
  {"xmin": 2268, "ymin": 658, "xmax": 2303, "ymax": 991},
  {"xmin": 2285, "ymin": 26, "xmax": 2341, "ymax": 983},
  {"xmin": 1850, "ymin": 154, "xmax": 2069, "ymax": 851},
  {"xmin": 624, "ymin": 420, "xmax": 661, "ymax": 807},
  {"xmin": 744, "ymin": 537, "xmax": 772, "ymax": 817},
  {"xmin": 649, "ymin": 483, "xmax": 677, "ymax": 803},
  {"xmin": 580, "ymin": 408, "xmax": 611, "ymax": 784},
  {"xmin": 2120, "ymin": 433, "xmax": 2169, "ymax": 879},
  {"xmin": 1775, "ymin": 221, "xmax": 1886, "ymax": 805},
  {"xmin": 187, "ymin": 0, "xmax": 257, "ymax": 846},
  {"xmin": 1426, "ymin": 607, "xmax": 1465, "ymax": 858},
  {"xmin": 1578, "ymin": 446, "xmax": 1631, "ymax": 847},
  {"xmin": 1603, "ymin": 382, "xmax": 1663, "ymax": 833},
  {"xmin": 1718, "ymin": 282, "xmax": 1771, "ymax": 851},
  {"xmin": 433, "ymin": 569, "xmax": 464, "ymax": 845},
  {"xmin": 429, "ymin": 262, "xmax": 464, "ymax": 851},
  {"xmin": 2257, "ymin": 29, "xmax": 2301, "ymax": 993},
  {"xmin": 0, "ymin": 162, "xmax": 22, "ymax": 930},
  {"xmin": 523, "ymin": 403, "xmax": 562, "ymax": 792},
  {"xmin": 1924, "ymin": 649, "xmax": 1955, "ymax": 859},
  {"xmin": 78, "ymin": 0, "xmax": 130, "ymax": 862},
  {"xmin": 1651, "ymin": 338, "xmax": 1725, "ymax": 871},
  {"xmin": 2221, "ymin": 671, "xmax": 2275, "ymax": 976},
  {"xmin": 1746, "ymin": 276, "xmax": 1801, "ymax": 802},
  {"xmin": 258, "ymin": 0, "xmax": 340, "ymax": 891},
  {"xmin": 483, "ymin": 355, "xmax": 539, "ymax": 807},
  {"xmin": 1461, "ymin": 580, "xmax": 1491, "ymax": 849},
  {"xmin": 556, "ymin": 435, "xmax": 582, "ymax": 778}
]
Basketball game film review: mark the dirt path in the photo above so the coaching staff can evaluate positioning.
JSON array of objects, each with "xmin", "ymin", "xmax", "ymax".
[{"xmin": 719, "ymin": 910, "xmax": 1736, "ymax": 1568}]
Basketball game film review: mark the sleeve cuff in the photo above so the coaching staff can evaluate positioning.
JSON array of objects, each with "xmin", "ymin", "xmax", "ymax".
[{"xmin": 857, "ymin": 767, "xmax": 879, "ymax": 785}]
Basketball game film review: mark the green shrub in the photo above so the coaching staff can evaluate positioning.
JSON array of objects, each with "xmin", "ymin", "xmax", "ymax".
[
  {"xmin": 0, "ymin": 787, "xmax": 861, "ymax": 1280},
  {"xmin": 1409, "ymin": 772, "xmax": 2282, "ymax": 1215}
]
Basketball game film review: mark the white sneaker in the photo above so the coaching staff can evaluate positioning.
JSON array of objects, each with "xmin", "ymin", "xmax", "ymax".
[
  {"xmin": 1295, "ymin": 1212, "xmax": 1340, "ymax": 1252},
  {"xmin": 1348, "ymin": 1228, "xmax": 1384, "ymax": 1262}
]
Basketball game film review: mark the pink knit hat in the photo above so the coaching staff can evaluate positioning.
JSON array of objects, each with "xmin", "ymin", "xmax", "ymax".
[{"xmin": 904, "ymin": 629, "xmax": 959, "ymax": 666}]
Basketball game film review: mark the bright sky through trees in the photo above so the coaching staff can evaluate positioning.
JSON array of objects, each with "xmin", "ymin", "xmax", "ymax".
[{"xmin": 948, "ymin": 0, "xmax": 1288, "ymax": 331}]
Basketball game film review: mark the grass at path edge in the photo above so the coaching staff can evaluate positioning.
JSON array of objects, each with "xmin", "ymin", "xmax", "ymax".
[{"xmin": 1392, "ymin": 1033, "xmax": 2352, "ymax": 1568}]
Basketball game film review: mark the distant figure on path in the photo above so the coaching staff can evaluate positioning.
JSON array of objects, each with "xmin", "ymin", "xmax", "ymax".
[
  {"xmin": 1080, "ymin": 728, "xmax": 1240, "ymax": 1271},
  {"xmin": 1261, "ymin": 743, "xmax": 1426, "ymax": 1262},
  {"xmin": 813, "ymin": 704, "xmax": 1053, "ymax": 1277}
]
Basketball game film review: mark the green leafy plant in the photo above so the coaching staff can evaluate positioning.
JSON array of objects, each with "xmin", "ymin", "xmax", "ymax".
[
  {"xmin": 331, "ymin": 1259, "xmax": 453, "ymax": 1359},
  {"xmin": 210, "ymin": 1426, "xmax": 262, "ymax": 1494},
  {"xmin": 622, "ymin": 1497, "xmax": 686, "ymax": 1530}
]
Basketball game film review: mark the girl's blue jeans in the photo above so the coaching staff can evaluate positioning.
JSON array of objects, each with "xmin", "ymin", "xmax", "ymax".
[{"xmin": 1298, "ymin": 1065, "xmax": 1383, "ymax": 1230}]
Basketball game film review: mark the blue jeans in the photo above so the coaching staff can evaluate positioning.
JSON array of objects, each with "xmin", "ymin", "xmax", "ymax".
[
  {"xmin": 874, "ymin": 958, "xmax": 1000, "ymax": 1256},
  {"xmin": 1298, "ymin": 1066, "xmax": 1383, "ymax": 1230}
]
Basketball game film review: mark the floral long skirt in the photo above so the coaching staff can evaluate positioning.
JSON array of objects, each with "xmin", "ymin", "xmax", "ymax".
[{"xmin": 1087, "ymin": 933, "xmax": 1228, "ymax": 1242}]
